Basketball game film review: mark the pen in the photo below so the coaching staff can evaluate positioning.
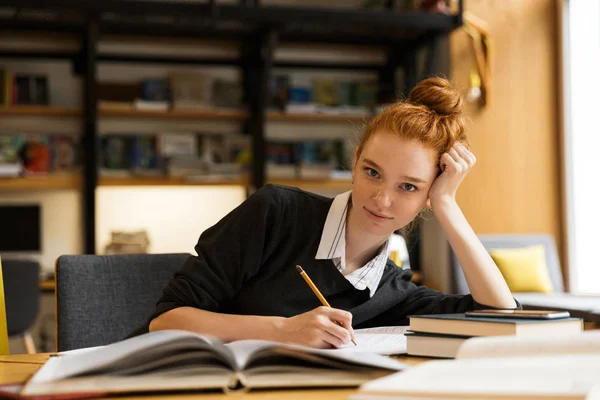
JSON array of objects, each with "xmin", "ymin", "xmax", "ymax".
[{"xmin": 296, "ymin": 265, "xmax": 357, "ymax": 346}]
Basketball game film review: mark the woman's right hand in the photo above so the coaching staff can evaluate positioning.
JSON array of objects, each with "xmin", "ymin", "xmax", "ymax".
[{"xmin": 275, "ymin": 306, "xmax": 356, "ymax": 348}]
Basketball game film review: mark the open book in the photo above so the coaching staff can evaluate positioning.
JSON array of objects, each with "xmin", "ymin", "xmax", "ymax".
[
  {"xmin": 355, "ymin": 330, "xmax": 600, "ymax": 400},
  {"xmin": 22, "ymin": 330, "xmax": 407, "ymax": 397}
]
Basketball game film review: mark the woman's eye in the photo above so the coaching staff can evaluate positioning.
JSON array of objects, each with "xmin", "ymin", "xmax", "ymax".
[
  {"xmin": 364, "ymin": 167, "xmax": 379, "ymax": 178},
  {"xmin": 401, "ymin": 183, "xmax": 417, "ymax": 192}
]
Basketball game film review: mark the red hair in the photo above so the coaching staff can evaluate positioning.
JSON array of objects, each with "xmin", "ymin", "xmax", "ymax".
[{"xmin": 356, "ymin": 77, "xmax": 467, "ymax": 162}]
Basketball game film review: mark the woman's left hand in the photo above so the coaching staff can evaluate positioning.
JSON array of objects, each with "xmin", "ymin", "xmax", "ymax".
[{"xmin": 428, "ymin": 142, "xmax": 476, "ymax": 208}]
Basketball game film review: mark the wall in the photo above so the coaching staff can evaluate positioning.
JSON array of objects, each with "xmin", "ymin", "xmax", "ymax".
[{"xmin": 450, "ymin": 0, "xmax": 563, "ymax": 280}]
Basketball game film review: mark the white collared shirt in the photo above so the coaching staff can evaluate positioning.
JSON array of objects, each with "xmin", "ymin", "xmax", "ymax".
[{"xmin": 315, "ymin": 190, "xmax": 390, "ymax": 297}]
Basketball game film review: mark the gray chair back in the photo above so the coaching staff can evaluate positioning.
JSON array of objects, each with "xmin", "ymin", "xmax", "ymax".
[
  {"xmin": 2, "ymin": 259, "xmax": 40, "ymax": 335},
  {"xmin": 56, "ymin": 253, "xmax": 189, "ymax": 351},
  {"xmin": 452, "ymin": 234, "xmax": 564, "ymax": 294}
]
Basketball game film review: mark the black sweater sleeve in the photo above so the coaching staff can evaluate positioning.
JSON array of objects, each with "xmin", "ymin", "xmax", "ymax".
[
  {"xmin": 358, "ymin": 264, "xmax": 521, "ymax": 328},
  {"xmin": 149, "ymin": 185, "xmax": 282, "ymax": 322}
]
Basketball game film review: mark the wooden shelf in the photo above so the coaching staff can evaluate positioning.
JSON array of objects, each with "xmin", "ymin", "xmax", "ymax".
[
  {"xmin": 0, "ymin": 173, "xmax": 82, "ymax": 191},
  {"xmin": 98, "ymin": 176, "xmax": 248, "ymax": 187},
  {"xmin": 99, "ymin": 106, "xmax": 249, "ymax": 121},
  {"xmin": 266, "ymin": 111, "xmax": 370, "ymax": 123},
  {"xmin": 268, "ymin": 179, "xmax": 353, "ymax": 190},
  {"xmin": 0, "ymin": 106, "xmax": 80, "ymax": 117}
]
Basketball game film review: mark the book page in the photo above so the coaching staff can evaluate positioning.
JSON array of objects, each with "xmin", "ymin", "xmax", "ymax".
[
  {"xmin": 27, "ymin": 330, "xmax": 226, "ymax": 383},
  {"xmin": 338, "ymin": 326, "xmax": 409, "ymax": 355},
  {"xmin": 456, "ymin": 330, "xmax": 600, "ymax": 360},
  {"xmin": 359, "ymin": 353, "xmax": 600, "ymax": 398},
  {"xmin": 226, "ymin": 340, "xmax": 408, "ymax": 371}
]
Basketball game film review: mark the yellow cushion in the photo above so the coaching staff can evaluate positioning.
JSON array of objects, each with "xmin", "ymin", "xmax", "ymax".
[{"xmin": 489, "ymin": 245, "xmax": 554, "ymax": 293}]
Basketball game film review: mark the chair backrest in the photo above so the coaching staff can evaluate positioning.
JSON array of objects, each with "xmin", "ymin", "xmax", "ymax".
[
  {"xmin": 1, "ymin": 259, "xmax": 40, "ymax": 335},
  {"xmin": 56, "ymin": 253, "xmax": 189, "ymax": 352},
  {"xmin": 452, "ymin": 234, "xmax": 564, "ymax": 294},
  {"xmin": 0, "ymin": 257, "xmax": 9, "ymax": 356}
]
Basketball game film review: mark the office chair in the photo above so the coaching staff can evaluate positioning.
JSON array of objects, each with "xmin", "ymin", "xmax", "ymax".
[
  {"xmin": 1, "ymin": 258, "xmax": 40, "ymax": 354},
  {"xmin": 55, "ymin": 253, "xmax": 189, "ymax": 351}
]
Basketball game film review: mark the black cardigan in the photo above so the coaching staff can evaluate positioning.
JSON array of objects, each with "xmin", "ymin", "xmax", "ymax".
[{"xmin": 134, "ymin": 184, "xmax": 500, "ymax": 335}]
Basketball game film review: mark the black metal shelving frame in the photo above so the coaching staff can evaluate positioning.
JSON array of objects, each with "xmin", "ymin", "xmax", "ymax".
[{"xmin": 0, "ymin": 0, "xmax": 463, "ymax": 254}]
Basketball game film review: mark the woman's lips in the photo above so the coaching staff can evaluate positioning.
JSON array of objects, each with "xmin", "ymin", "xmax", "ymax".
[{"xmin": 364, "ymin": 207, "xmax": 393, "ymax": 220}]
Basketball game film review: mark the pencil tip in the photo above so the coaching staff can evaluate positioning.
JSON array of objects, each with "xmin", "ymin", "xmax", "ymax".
[{"xmin": 296, "ymin": 265, "xmax": 304, "ymax": 273}]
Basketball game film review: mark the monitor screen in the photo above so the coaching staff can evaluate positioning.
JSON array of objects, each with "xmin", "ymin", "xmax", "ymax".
[{"xmin": 0, "ymin": 205, "xmax": 41, "ymax": 252}]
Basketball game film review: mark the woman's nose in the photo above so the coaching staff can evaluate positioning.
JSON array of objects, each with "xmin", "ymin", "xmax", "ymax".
[{"xmin": 372, "ymin": 188, "xmax": 392, "ymax": 208}]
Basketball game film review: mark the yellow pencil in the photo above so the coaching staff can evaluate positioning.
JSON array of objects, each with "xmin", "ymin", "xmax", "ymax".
[{"xmin": 296, "ymin": 265, "xmax": 357, "ymax": 346}]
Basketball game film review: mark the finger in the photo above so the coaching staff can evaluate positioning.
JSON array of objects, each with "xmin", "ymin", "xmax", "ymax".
[
  {"xmin": 447, "ymin": 148, "xmax": 462, "ymax": 163},
  {"xmin": 313, "ymin": 314, "xmax": 352, "ymax": 345},
  {"xmin": 439, "ymin": 152, "xmax": 456, "ymax": 172},
  {"xmin": 318, "ymin": 307, "xmax": 353, "ymax": 330},
  {"xmin": 447, "ymin": 149, "xmax": 469, "ymax": 172},
  {"xmin": 320, "ymin": 322, "xmax": 352, "ymax": 347},
  {"xmin": 320, "ymin": 329, "xmax": 346, "ymax": 349},
  {"xmin": 454, "ymin": 144, "xmax": 476, "ymax": 167},
  {"xmin": 307, "ymin": 336, "xmax": 334, "ymax": 349}
]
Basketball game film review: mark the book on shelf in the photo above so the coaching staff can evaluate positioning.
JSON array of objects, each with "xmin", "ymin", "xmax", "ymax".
[
  {"xmin": 0, "ymin": 135, "xmax": 23, "ymax": 177},
  {"xmin": 98, "ymin": 82, "xmax": 141, "ymax": 104},
  {"xmin": 355, "ymin": 330, "xmax": 600, "ymax": 400},
  {"xmin": 409, "ymin": 313, "xmax": 583, "ymax": 337},
  {"xmin": 0, "ymin": 69, "xmax": 49, "ymax": 106},
  {"xmin": 170, "ymin": 72, "xmax": 212, "ymax": 110},
  {"xmin": 133, "ymin": 99, "xmax": 169, "ymax": 111},
  {"xmin": 21, "ymin": 330, "xmax": 407, "ymax": 397}
]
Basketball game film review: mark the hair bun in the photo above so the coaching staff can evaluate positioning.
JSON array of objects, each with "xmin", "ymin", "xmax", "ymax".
[{"xmin": 408, "ymin": 77, "xmax": 463, "ymax": 116}]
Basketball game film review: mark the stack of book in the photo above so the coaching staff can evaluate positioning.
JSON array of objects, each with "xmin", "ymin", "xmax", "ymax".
[{"xmin": 406, "ymin": 313, "xmax": 583, "ymax": 359}]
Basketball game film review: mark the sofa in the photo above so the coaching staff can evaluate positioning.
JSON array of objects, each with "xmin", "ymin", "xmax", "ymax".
[{"xmin": 451, "ymin": 234, "xmax": 600, "ymax": 325}]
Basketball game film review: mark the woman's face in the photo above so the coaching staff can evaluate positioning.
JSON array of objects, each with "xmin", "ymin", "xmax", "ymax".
[{"xmin": 351, "ymin": 131, "xmax": 438, "ymax": 237}]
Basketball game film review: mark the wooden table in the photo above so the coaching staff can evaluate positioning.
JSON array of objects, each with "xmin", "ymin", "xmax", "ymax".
[{"xmin": 0, "ymin": 353, "xmax": 428, "ymax": 399}]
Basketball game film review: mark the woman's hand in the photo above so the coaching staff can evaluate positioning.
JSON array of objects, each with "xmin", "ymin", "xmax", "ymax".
[
  {"xmin": 275, "ymin": 306, "xmax": 355, "ymax": 349},
  {"xmin": 428, "ymin": 142, "xmax": 476, "ymax": 208}
]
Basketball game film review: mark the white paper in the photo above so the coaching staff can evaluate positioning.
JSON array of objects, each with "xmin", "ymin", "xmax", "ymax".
[{"xmin": 337, "ymin": 326, "xmax": 409, "ymax": 355}]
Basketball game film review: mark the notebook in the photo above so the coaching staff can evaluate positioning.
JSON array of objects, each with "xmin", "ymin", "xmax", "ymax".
[
  {"xmin": 409, "ymin": 313, "xmax": 583, "ymax": 336},
  {"xmin": 354, "ymin": 330, "xmax": 600, "ymax": 400},
  {"xmin": 21, "ymin": 330, "xmax": 407, "ymax": 397}
]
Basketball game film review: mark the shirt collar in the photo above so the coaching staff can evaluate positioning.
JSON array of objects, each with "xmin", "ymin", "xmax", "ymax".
[{"xmin": 315, "ymin": 190, "xmax": 391, "ymax": 297}]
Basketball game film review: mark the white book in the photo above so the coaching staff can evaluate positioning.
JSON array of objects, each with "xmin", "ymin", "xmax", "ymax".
[{"xmin": 356, "ymin": 330, "xmax": 600, "ymax": 400}]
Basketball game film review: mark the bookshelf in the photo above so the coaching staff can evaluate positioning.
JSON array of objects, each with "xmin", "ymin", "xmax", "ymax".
[
  {"xmin": 0, "ymin": 173, "xmax": 82, "ymax": 191},
  {"xmin": 0, "ymin": 106, "xmax": 80, "ymax": 117},
  {"xmin": 266, "ymin": 111, "xmax": 369, "ymax": 124},
  {"xmin": 1, "ymin": 0, "xmax": 463, "ymax": 255},
  {"xmin": 267, "ymin": 179, "xmax": 353, "ymax": 191},
  {"xmin": 99, "ymin": 106, "xmax": 249, "ymax": 121},
  {"xmin": 98, "ymin": 176, "xmax": 249, "ymax": 187}
]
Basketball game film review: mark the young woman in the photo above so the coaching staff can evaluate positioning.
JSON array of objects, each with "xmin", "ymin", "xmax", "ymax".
[{"xmin": 144, "ymin": 77, "xmax": 518, "ymax": 348}]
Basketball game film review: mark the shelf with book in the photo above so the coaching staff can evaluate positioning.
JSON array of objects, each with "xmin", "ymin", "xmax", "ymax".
[
  {"xmin": 98, "ymin": 106, "xmax": 249, "ymax": 121},
  {"xmin": 0, "ymin": 106, "xmax": 80, "ymax": 117},
  {"xmin": 267, "ymin": 179, "xmax": 353, "ymax": 191},
  {"xmin": 0, "ymin": 173, "xmax": 82, "ymax": 191},
  {"xmin": 266, "ymin": 111, "xmax": 370, "ymax": 124},
  {"xmin": 1, "ymin": 0, "xmax": 462, "ymax": 255},
  {"xmin": 98, "ymin": 176, "xmax": 248, "ymax": 187}
]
